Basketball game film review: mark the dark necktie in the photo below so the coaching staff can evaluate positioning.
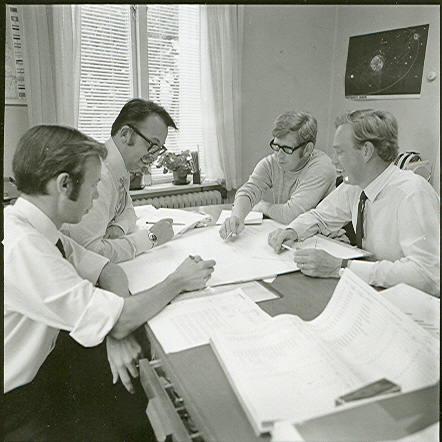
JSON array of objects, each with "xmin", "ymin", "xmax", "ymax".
[
  {"xmin": 355, "ymin": 191, "xmax": 368, "ymax": 249},
  {"xmin": 56, "ymin": 239, "xmax": 67, "ymax": 259}
]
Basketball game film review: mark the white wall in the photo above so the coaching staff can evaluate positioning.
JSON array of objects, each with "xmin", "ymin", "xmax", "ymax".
[
  {"xmin": 327, "ymin": 5, "xmax": 440, "ymax": 191},
  {"xmin": 4, "ymin": 105, "xmax": 29, "ymax": 177},
  {"xmin": 241, "ymin": 5, "xmax": 337, "ymax": 183}
]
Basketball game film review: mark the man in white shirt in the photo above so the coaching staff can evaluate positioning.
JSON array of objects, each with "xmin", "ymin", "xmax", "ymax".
[
  {"xmin": 4, "ymin": 125, "xmax": 215, "ymax": 440},
  {"xmin": 63, "ymin": 98, "xmax": 177, "ymax": 263},
  {"xmin": 219, "ymin": 110, "xmax": 336, "ymax": 239},
  {"xmin": 268, "ymin": 109, "xmax": 440, "ymax": 296}
]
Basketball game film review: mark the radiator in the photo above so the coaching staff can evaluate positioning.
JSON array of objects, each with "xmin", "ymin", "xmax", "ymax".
[{"xmin": 132, "ymin": 190, "xmax": 222, "ymax": 209}]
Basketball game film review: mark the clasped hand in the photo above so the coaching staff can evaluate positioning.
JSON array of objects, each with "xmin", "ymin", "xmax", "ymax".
[{"xmin": 106, "ymin": 334, "xmax": 142, "ymax": 394}]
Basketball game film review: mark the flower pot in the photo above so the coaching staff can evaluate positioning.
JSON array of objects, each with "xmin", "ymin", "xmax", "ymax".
[{"xmin": 173, "ymin": 170, "xmax": 189, "ymax": 185}]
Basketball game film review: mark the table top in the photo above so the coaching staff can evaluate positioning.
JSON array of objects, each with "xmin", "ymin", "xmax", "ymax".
[{"xmin": 144, "ymin": 205, "xmax": 439, "ymax": 441}]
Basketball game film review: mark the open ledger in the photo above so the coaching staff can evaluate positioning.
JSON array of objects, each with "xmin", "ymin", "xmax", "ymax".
[{"xmin": 209, "ymin": 270, "xmax": 440, "ymax": 436}]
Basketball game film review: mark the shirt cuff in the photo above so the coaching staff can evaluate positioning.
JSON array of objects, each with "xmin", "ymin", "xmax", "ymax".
[
  {"xmin": 127, "ymin": 230, "xmax": 154, "ymax": 255},
  {"xmin": 344, "ymin": 260, "xmax": 375, "ymax": 284},
  {"xmin": 76, "ymin": 249, "xmax": 110, "ymax": 285},
  {"xmin": 70, "ymin": 288, "xmax": 124, "ymax": 347}
]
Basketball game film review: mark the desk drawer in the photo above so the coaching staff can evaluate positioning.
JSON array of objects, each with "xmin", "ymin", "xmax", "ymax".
[{"xmin": 139, "ymin": 358, "xmax": 205, "ymax": 442}]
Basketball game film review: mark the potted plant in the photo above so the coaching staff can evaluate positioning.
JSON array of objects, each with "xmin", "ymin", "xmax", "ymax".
[{"xmin": 156, "ymin": 150, "xmax": 196, "ymax": 185}]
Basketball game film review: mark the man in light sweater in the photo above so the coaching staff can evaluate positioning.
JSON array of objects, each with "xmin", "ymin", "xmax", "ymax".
[
  {"xmin": 219, "ymin": 110, "xmax": 336, "ymax": 240},
  {"xmin": 268, "ymin": 109, "xmax": 439, "ymax": 296}
]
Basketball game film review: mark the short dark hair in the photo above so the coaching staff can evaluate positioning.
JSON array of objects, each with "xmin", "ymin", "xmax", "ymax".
[
  {"xmin": 13, "ymin": 125, "xmax": 107, "ymax": 200},
  {"xmin": 335, "ymin": 109, "xmax": 399, "ymax": 163},
  {"xmin": 111, "ymin": 98, "xmax": 177, "ymax": 136}
]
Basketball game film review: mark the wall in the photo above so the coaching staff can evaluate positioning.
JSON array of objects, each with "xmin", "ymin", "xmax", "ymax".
[
  {"xmin": 241, "ymin": 5, "xmax": 337, "ymax": 183},
  {"xmin": 3, "ymin": 105, "xmax": 29, "ymax": 177},
  {"xmin": 328, "ymin": 5, "xmax": 440, "ymax": 192}
]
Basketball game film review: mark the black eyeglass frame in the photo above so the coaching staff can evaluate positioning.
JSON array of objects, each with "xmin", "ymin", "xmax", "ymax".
[
  {"xmin": 269, "ymin": 139, "xmax": 308, "ymax": 155},
  {"xmin": 127, "ymin": 124, "xmax": 167, "ymax": 155}
]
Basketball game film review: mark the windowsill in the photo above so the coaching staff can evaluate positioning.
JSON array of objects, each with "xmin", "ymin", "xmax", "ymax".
[{"xmin": 130, "ymin": 180, "xmax": 227, "ymax": 201}]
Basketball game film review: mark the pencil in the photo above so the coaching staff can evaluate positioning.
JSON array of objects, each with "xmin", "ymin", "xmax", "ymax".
[
  {"xmin": 146, "ymin": 221, "xmax": 185, "ymax": 225},
  {"xmin": 281, "ymin": 243, "xmax": 297, "ymax": 252},
  {"xmin": 225, "ymin": 231, "xmax": 233, "ymax": 241}
]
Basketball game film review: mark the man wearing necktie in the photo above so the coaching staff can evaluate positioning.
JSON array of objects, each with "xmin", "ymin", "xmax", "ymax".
[
  {"xmin": 63, "ymin": 98, "xmax": 177, "ymax": 263},
  {"xmin": 268, "ymin": 109, "xmax": 439, "ymax": 296},
  {"xmin": 4, "ymin": 125, "xmax": 216, "ymax": 440}
]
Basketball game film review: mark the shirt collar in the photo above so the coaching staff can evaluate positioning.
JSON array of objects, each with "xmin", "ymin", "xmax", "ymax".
[
  {"xmin": 105, "ymin": 137, "xmax": 129, "ymax": 180},
  {"xmin": 13, "ymin": 197, "xmax": 60, "ymax": 245},
  {"xmin": 363, "ymin": 163, "xmax": 397, "ymax": 202}
]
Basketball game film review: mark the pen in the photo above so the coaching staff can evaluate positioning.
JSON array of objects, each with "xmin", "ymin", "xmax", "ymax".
[
  {"xmin": 281, "ymin": 243, "xmax": 297, "ymax": 252},
  {"xmin": 225, "ymin": 231, "xmax": 233, "ymax": 241}
]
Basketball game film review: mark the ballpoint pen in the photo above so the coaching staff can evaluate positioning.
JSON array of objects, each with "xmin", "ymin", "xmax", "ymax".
[{"xmin": 225, "ymin": 231, "xmax": 233, "ymax": 241}]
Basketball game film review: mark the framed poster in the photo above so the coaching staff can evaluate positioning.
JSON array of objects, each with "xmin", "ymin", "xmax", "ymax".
[
  {"xmin": 345, "ymin": 24, "xmax": 429, "ymax": 99},
  {"xmin": 5, "ymin": 5, "xmax": 27, "ymax": 105}
]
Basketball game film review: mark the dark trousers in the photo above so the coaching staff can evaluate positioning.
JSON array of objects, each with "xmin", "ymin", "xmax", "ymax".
[{"xmin": 4, "ymin": 331, "xmax": 156, "ymax": 441}]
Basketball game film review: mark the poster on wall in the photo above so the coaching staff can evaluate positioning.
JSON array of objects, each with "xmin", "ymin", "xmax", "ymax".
[
  {"xmin": 345, "ymin": 24, "xmax": 429, "ymax": 99},
  {"xmin": 5, "ymin": 5, "xmax": 27, "ymax": 105}
]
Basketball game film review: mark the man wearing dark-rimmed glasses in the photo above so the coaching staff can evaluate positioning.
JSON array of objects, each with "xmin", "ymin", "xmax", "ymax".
[
  {"xmin": 63, "ymin": 98, "xmax": 177, "ymax": 263},
  {"xmin": 220, "ymin": 110, "xmax": 336, "ymax": 240}
]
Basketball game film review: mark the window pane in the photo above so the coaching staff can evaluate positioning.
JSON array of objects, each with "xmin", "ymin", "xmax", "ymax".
[
  {"xmin": 78, "ymin": 5, "xmax": 133, "ymax": 142},
  {"xmin": 146, "ymin": 5, "xmax": 204, "ymax": 182}
]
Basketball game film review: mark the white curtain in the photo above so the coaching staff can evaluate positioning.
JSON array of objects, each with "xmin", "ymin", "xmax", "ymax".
[
  {"xmin": 21, "ymin": 5, "xmax": 81, "ymax": 128},
  {"xmin": 200, "ymin": 5, "xmax": 244, "ymax": 191}
]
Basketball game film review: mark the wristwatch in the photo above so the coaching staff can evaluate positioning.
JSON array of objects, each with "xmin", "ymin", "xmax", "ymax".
[{"xmin": 147, "ymin": 230, "xmax": 158, "ymax": 247}]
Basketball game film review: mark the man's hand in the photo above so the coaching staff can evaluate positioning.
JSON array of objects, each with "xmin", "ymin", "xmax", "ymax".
[
  {"xmin": 292, "ymin": 249, "xmax": 342, "ymax": 278},
  {"xmin": 106, "ymin": 334, "xmax": 142, "ymax": 394},
  {"xmin": 149, "ymin": 218, "xmax": 174, "ymax": 246},
  {"xmin": 169, "ymin": 256, "xmax": 216, "ymax": 292},
  {"xmin": 219, "ymin": 216, "xmax": 245, "ymax": 240},
  {"xmin": 104, "ymin": 225, "xmax": 125, "ymax": 239},
  {"xmin": 268, "ymin": 228, "xmax": 298, "ymax": 253}
]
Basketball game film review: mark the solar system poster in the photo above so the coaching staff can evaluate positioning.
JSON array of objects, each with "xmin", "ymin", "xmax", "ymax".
[{"xmin": 345, "ymin": 24, "xmax": 429, "ymax": 99}]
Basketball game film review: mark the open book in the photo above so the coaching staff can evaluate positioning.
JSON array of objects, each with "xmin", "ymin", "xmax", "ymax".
[{"xmin": 209, "ymin": 270, "xmax": 440, "ymax": 436}]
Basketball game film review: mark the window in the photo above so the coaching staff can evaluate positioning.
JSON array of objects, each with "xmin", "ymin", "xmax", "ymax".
[{"xmin": 78, "ymin": 4, "xmax": 204, "ymax": 183}]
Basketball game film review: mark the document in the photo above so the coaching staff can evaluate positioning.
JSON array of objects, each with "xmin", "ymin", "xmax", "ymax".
[
  {"xmin": 134, "ymin": 204, "xmax": 212, "ymax": 236},
  {"xmin": 380, "ymin": 283, "xmax": 440, "ymax": 339},
  {"xmin": 209, "ymin": 270, "xmax": 440, "ymax": 436},
  {"xmin": 216, "ymin": 209, "xmax": 263, "ymax": 225},
  {"xmin": 120, "ymin": 220, "xmax": 298, "ymax": 294},
  {"xmin": 172, "ymin": 280, "xmax": 279, "ymax": 304},
  {"xmin": 291, "ymin": 234, "xmax": 372, "ymax": 259},
  {"xmin": 148, "ymin": 288, "xmax": 271, "ymax": 353}
]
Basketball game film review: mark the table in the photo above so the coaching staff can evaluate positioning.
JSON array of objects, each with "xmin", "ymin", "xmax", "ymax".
[{"xmin": 138, "ymin": 205, "xmax": 439, "ymax": 442}]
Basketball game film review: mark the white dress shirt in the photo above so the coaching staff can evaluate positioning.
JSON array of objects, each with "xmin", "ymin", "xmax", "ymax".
[
  {"xmin": 4, "ymin": 198, "xmax": 125, "ymax": 393},
  {"xmin": 62, "ymin": 138, "xmax": 152, "ymax": 263},
  {"xmin": 287, "ymin": 164, "xmax": 440, "ymax": 296}
]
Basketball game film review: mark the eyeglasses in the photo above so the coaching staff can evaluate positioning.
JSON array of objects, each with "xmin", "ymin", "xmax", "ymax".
[
  {"xmin": 269, "ymin": 139, "xmax": 308, "ymax": 155},
  {"xmin": 127, "ymin": 124, "xmax": 167, "ymax": 155}
]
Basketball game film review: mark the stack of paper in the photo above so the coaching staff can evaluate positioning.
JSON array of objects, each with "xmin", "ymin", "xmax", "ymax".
[
  {"xmin": 134, "ymin": 204, "xmax": 212, "ymax": 236},
  {"xmin": 216, "ymin": 210, "xmax": 263, "ymax": 225},
  {"xmin": 209, "ymin": 270, "xmax": 440, "ymax": 436}
]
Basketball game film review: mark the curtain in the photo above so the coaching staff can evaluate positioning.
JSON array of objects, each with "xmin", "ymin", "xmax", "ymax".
[
  {"xmin": 21, "ymin": 5, "xmax": 81, "ymax": 128},
  {"xmin": 200, "ymin": 5, "xmax": 244, "ymax": 191}
]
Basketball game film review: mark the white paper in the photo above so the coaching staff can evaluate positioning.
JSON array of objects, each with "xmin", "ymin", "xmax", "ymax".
[
  {"xmin": 380, "ymin": 283, "xmax": 440, "ymax": 339},
  {"xmin": 172, "ymin": 280, "xmax": 279, "ymax": 304},
  {"xmin": 120, "ymin": 220, "xmax": 298, "ymax": 295},
  {"xmin": 271, "ymin": 421, "xmax": 305, "ymax": 442},
  {"xmin": 148, "ymin": 288, "xmax": 271, "ymax": 353},
  {"xmin": 209, "ymin": 270, "xmax": 440, "ymax": 435},
  {"xmin": 216, "ymin": 209, "xmax": 263, "ymax": 225},
  {"xmin": 293, "ymin": 234, "xmax": 371, "ymax": 259},
  {"xmin": 134, "ymin": 204, "xmax": 212, "ymax": 236}
]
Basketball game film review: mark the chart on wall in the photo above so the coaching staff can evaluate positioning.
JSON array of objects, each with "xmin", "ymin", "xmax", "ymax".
[
  {"xmin": 345, "ymin": 24, "xmax": 429, "ymax": 99},
  {"xmin": 5, "ymin": 6, "xmax": 27, "ymax": 104}
]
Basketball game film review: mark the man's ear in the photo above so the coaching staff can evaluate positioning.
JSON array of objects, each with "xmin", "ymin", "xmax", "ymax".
[
  {"xmin": 56, "ymin": 172, "xmax": 72, "ymax": 196},
  {"xmin": 362, "ymin": 141, "xmax": 375, "ymax": 163},
  {"xmin": 119, "ymin": 125, "xmax": 132, "ymax": 145},
  {"xmin": 303, "ymin": 142, "xmax": 314, "ymax": 157}
]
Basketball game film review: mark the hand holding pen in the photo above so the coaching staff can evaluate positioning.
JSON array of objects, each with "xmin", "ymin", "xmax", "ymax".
[
  {"xmin": 219, "ymin": 215, "xmax": 244, "ymax": 241},
  {"xmin": 169, "ymin": 255, "xmax": 216, "ymax": 292},
  {"xmin": 147, "ymin": 218, "xmax": 174, "ymax": 246}
]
